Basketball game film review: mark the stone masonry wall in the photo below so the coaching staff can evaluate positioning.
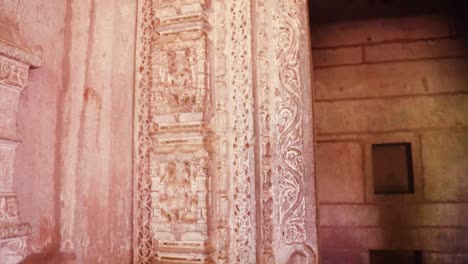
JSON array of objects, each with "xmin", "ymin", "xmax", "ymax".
[{"xmin": 312, "ymin": 14, "xmax": 468, "ymax": 264}]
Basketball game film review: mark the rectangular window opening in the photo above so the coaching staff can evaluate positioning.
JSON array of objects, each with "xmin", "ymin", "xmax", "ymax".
[{"xmin": 372, "ymin": 143, "xmax": 414, "ymax": 194}]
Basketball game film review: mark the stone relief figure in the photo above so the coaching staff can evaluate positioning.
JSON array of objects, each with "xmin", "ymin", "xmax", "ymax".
[
  {"xmin": 159, "ymin": 161, "xmax": 199, "ymax": 224},
  {"xmin": 153, "ymin": 46, "xmax": 206, "ymax": 115}
]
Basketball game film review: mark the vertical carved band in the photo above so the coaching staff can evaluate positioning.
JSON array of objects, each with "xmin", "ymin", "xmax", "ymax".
[
  {"xmin": 253, "ymin": 0, "xmax": 275, "ymax": 262},
  {"xmin": 134, "ymin": 0, "xmax": 154, "ymax": 263},
  {"xmin": 213, "ymin": 0, "xmax": 230, "ymax": 263},
  {"xmin": 225, "ymin": 0, "xmax": 257, "ymax": 263},
  {"xmin": 273, "ymin": 0, "xmax": 307, "ymax": 245}
]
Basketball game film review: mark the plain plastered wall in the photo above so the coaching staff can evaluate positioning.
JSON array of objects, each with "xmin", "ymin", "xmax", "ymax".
[{"xmin": 312, "ymin": 14, "xmax": 468, "ymax": 264}]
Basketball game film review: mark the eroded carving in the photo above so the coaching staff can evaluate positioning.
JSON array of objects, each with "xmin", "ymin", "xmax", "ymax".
[
  {"xmin": 0, "ymin": 237, "xmax": 29, "ymax": 263},
  {"xmin": 0, "ymin": 195, "xmax": 20, "ymax": 221},
  {"xmin": 135, "ymin": 0, "xmax": 212, "ymax": 263},
  {"xmin": 0, "ymin": 56, "xmax": 28, "ymax": 90},
  {"xmin": 151, "ymin": 35, "xmax": 208, "ymax": 115}
]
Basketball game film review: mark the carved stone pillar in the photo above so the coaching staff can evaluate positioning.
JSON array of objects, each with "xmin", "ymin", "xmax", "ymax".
[
  {"xmin": 134, "ymin": 1, "xmax": 213, "ymax": 263},
  {"xmin": 134, "ymin": 0, "xmax": 318, "ymax": 263},
  {"xmin": 0, "ymin": 18, "xmax": 41, "ymax": 263}
]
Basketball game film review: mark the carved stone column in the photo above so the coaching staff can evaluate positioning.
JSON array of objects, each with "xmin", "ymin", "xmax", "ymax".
[
  {"xmin": 134, "ymin": 0, "xmax": 319, "ymax": 263},
  {"xmin": 0, "ymin": 18, "xmax": 41, "ymax": 263}
]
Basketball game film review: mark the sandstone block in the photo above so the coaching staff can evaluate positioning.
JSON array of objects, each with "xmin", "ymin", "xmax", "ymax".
[
  {"xmin": 314, "ymin": 58, "xmax": 468, "ymax": 100},
  {"xmin": 316, "ymin": 95, "xmax": 468, "ymax": 134},
  {"xmin": 313, "ymin": 46, "xmax": 362, "ymax": 67},
  {"xmin": 365, "ymin": 38, "xmax": 468, "ymax": 62},
  {"xmin": 319, "ymin": 227, "xmax": 468, "ymax": 252},
  {"xmin": 316, "ymin": 142, "xmax": 364, "ymax": 203},
  {"xmin": 422, "ymin": 129, "xmax": 468, "ymax": 201},
  {"xmin": 319, "ymin": 204, "xmax": 468, "ymax": 227},
  {"xmin": 312, "ymin": 15, "xmax": 451, "ymax": 47}
]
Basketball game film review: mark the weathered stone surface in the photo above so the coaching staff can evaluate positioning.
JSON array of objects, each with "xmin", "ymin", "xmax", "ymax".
[
  {"xmin": 423, "ymin": 253, "xmax": 468, "ymax": 264},
  {"xmin": 0, "ymin": 142, "xmax": 16, "ymax": 193},
  {"xmin": 0, "ymin": 87, "xmax": 20, "ymax": 137},
  {"xmin": 313, "ymin": 46, "xmax": 362, "ymax": 67},
  {"xmin": 314, "ymin": 58, "xmax": 468, "ymax": 100},
  {"xmin": 422, "ymin": 129, "xmax": 468, "ymax": 201},
  {"xmin": 319, "ymin": 227, "xmax": 468, "ymax": 252},
  {"xmin": 320, "ymin": 250, "xmax": 365, "ymax": 264},
  {"xmin": 316, "ymin": 95, "xmax": 468, "ymax": 134},
  {"xmin": 365, "ymin": 38, "xmax": 468, "ymax": 62},
  {"xmin": 311, "ymin": 15, "xmax": 451, "ymax": 47},
  {"xmin": 316, "ymin": 142, "xmax": 364, "ymax": 203},
  {"xmin": 320, "ymin": 204, "xmax": 468, "ymax": 227}
]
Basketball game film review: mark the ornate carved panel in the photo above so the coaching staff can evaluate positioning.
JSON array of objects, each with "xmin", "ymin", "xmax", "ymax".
[
  {"xmin": 134, "ymin": 0, "xmax": 318, "ymax": 263},
  {"xmin": 134, "ymin": 0, "xmax": 213, "ymax": 263}
]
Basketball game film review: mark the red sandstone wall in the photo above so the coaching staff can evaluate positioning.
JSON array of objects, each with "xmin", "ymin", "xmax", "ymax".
[
  {"xmin": 12, "ymin": 0, "xmax": 137, "ymax": 263},
  {"xmin": 312, "ymin": 14, "xmax": 468, "ymax": 264},
  {"xmin": 12, "ymin": 0, "xmax": 66, "ymax": 261}
]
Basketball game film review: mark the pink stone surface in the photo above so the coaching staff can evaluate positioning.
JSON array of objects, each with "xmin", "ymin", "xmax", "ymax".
[
  {"xmin": 316, "ymin": 142, "xmax": 364, "ymax": 203},
  {"xmin": 12, "ymin": 0, "xmax": 136, "ymax": 262}
]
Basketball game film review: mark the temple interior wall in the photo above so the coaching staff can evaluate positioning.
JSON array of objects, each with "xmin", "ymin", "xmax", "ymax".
[
  {"xmin": 312, "ymin": 14, "xmax": 468, "ymax": 264},
  {"xmin": 1, "ymin": 1, "xmax": 467, "ymax": 263}
]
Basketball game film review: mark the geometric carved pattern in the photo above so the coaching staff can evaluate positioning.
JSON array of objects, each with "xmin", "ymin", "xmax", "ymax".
[{"xmin": 134, "ymin": 0, "xmax": 155, "ymax": 262}]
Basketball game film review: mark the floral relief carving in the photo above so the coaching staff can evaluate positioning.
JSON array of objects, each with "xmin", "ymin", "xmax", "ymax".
[{"xmin": 273, "ymin": 0, "xmax": 307, "ymax": 245}]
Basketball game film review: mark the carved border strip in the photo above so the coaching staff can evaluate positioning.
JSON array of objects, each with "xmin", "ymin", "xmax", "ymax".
[
  {"xmin": 225, "ymin": 0, "xmax": 257, "ymax": 263},
  {"xmin": 273, "ymin": 0, "xmax": 307, "ymax": 245},
  {"xmin": 255, "ymin": 0, "xmax": 318, "ymax": 262},
  {"xmin": 272, "ymin": 0, "xmax": 318, "ymax": 262},
  {"xmin": 134, "ymin": 0, "xmax": 154, "ymax": 263},
  {"xmin": 252, "ymin": 0, "xmax": 275, "ymax": 262},
  {"xmin": 212, "ymin": 0, "xmax": 230, "ymax": 263}
]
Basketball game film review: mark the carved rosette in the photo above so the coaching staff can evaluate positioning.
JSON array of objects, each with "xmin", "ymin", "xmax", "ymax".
[{"xmin": 0, "ymin": 17, "xmax": 41, "ymax": 264}]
